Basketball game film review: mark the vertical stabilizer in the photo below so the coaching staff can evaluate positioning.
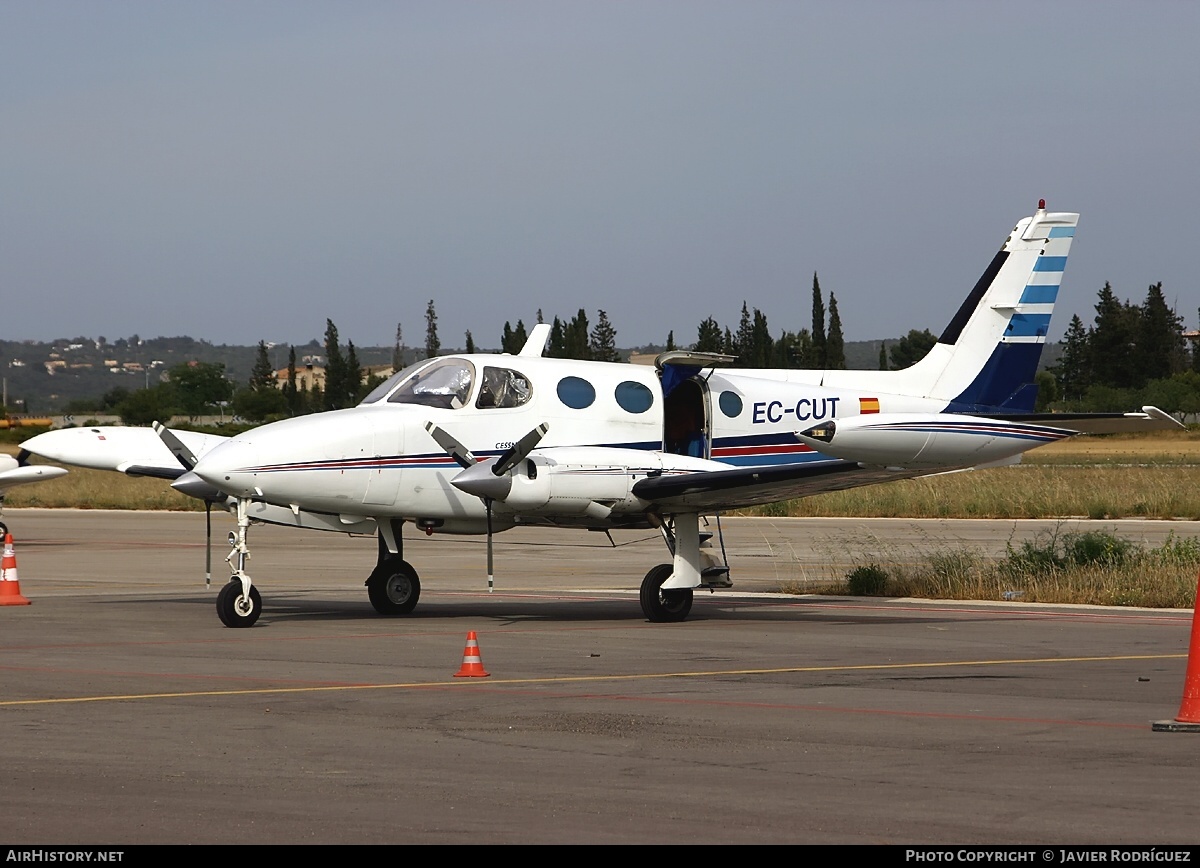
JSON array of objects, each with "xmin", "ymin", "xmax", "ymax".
[{"xmin": 904, "ymin": 202, "xmax": 1078, "ymax": 412}]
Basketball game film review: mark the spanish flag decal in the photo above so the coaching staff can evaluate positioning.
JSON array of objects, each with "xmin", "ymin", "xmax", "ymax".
[{"xmin": 859, "ymin": 397, "xmax": 880, "ymax": 414}]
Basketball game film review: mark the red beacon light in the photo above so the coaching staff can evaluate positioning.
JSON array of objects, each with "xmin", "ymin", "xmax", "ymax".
[{"xmin": 1038, "ymin": 198, "xmax": 1046, "ymax": 209}]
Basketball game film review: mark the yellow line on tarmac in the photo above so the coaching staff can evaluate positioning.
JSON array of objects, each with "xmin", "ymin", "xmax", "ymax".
[{"xmin": 0, "ymin": 653, "xmax": 1185, "ymax": 708}]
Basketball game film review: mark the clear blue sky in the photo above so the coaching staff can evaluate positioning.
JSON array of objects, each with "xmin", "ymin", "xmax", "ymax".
[{"xmin": 3, "ymin": 1, "xmax": 1197, "ymax": 350}]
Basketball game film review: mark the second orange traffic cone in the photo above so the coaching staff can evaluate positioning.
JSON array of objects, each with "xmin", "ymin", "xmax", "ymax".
[
  {"xmin": 454, "ymin": 631, "xmax": 490, "ymax": 678},
  {"xmin": 1153, "ymin": 569, "xmax": 1200, "ymax": 732},
  {"xmin": 0, "ymin": 533, "xmax": 31, "ymax": 607}
]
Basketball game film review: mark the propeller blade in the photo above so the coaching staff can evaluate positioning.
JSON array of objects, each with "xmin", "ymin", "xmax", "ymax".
[
  {"xmin": 205, "ymin": 501, "xmax": 212, "ymax": 589},
  {"xmin": 493, "ymin": 423, "xmax": 549, "ymax": 477},
  {"xmin": 423, "ymin": 422, "xmax": 476, "ymax": 469},
  {"xmin": 153, "ymin": 421, "xmax": 199, "ymax": 471}
]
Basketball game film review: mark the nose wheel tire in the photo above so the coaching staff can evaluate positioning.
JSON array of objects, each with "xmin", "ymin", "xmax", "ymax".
[
  {"xmin": 216, "ymin": 580, "xmax": 262, "ymax": 628},
  {"xmin": 640, "ymin": 564, "xmax": 693, "ymax": 623},
  {"xmin": 367, "ymin": 559, "xmax": 421, "ymax": 615}
]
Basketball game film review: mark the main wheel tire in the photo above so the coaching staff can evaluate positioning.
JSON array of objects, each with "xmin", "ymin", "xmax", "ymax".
[
  {"xmin": 216, "ymin": 579, "xmax": 262, "ymax": 628},
  {"xmin": 367, "ymin": 559, "xmax": 421, "ymax": 615},
  {"xmin": 639, "ymin": 563, "xmax": 693, "ymax": 623}
]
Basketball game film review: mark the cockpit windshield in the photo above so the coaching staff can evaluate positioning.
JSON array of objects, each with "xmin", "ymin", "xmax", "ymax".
[
  {"xmin": 359, "ymin": 359, "xmax": 435, "ymax": 405},
  {"xmin": 385, "ymin": 358, "xmax": 476, "ymax": 409}
]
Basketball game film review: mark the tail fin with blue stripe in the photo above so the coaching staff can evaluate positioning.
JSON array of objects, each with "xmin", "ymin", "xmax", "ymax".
[{"xmin": 901, "ymin": 201, "xmax": 1077, "ymax": 413}]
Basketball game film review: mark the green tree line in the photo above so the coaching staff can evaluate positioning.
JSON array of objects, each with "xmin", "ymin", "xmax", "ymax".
[
  {"xmin": 65, "ymin": 274, "xmax": 1200, "ymax": 427},
  {"xmin": 1046, "ymin": 281, "xmax": 1199, "ymax": 418}
]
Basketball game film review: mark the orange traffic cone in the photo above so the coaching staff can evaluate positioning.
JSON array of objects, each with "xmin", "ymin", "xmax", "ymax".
[
  {"xmin": 0, "ymin": 533, "xmax": 31, "ymax": 607},
  {"xmin": 454, "ymin": 631, "xmax": 490, "ymax": 678},
  {"xmin": 1154, "ymin": 569, "xmax": 1200, "ymax": 731}
]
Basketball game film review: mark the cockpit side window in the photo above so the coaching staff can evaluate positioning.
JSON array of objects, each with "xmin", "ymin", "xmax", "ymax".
[
  {"xmin": 475, "ymin": 366, "xmax": 532, "ymax": 410},
  {"xmin": 386, "ymin": 359, "xmax": 476, "ymax": 409},
  {"xmin": 359, "ymin": 359, "xmax": 435, "ymax": 404}
]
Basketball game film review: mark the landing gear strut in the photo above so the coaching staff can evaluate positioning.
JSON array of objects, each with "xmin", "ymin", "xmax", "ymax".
[
  {"xmin": 217, "ymin": 498, "xmax": 260, "ymax": 628},
  {"xmin": 366, "ymin": 518, "xmax": 421, "ymax": 616}
]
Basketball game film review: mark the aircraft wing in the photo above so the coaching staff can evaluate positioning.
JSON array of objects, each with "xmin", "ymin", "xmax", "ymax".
[{"xmin": 631, "ymin": 458, "xmax": 936, "ymax": 513}]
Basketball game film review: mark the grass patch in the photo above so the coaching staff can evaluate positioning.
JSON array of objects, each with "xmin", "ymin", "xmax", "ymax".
[
  {"xmin": 797, "ymin": 530, "xmax": 1200, "ymax": 608},
  {"xmin": 732, "ymin": 465, "xmax": 1200, "ymax": 519}
]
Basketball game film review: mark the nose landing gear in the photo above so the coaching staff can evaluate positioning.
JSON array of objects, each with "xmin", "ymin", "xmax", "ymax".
[{"xmin": 217, "ymin": 498, "xmax": 260, "ymax": 628}]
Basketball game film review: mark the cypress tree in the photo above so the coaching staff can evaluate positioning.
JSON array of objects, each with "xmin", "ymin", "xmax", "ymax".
[
  {"xmin": 1089, "ymin": 282, "xmax": 1138, "ymax": 388},
  {"xmin": 565, "ymin": 309, "xmax": 590, "ymax": 360},
  {"xmin": 1056, "ymin": 314, "xmax": 1091, "ymax": 400},
  {"xmin": 734, "ymin": 302, "xmax": 753, "ymax": 366},
  {"xmin": 392, "ymin": 323, "xmax": 404, "ymax": 370},
  {"xmin": 323, "ymin": 319, "xmax": 346, "ymax": 411},
  {"xmin": 825, "ymin": 292, "xmax": 845, "ymax": 369},
  {"xmin": 249, "ymin": 341, "xmax": 276, "ymax": 391},
  {"xmin": 589, "ymin": 310, "xmax": 619, "ymax": 362},
  {"xmin": 811, "ymin": 273, "xmax": 827, "ymax": 368},
  {"xmin": 345, "ymin": 341, "xmax": 363, "ymax": 404},
  {"xmin": 750, "ymin": 309, "xmax": 773, "ymax": 368},
  {"xmin": 695, "ymin": 317, "xmax": 723, "ymax": 353},
  {"xmin": 424, "ymin": 300, "xmax": 440, "ymax": 359},
  {"xmin": 1138, "ymin": 282, "xmax": 1184, "ymax": 382},
  {"xmin": 548, "ymin": 317, "xmax": 566, "ymax": 358},
  {"xmin": 284, "ymin": 346, "xmax": 301, "ymax": 415}
]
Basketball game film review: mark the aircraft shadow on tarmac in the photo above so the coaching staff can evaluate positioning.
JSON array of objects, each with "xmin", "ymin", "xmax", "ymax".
[{"xmin": 89, "ymin": 590, "xmax": 994, "ymax": 628}]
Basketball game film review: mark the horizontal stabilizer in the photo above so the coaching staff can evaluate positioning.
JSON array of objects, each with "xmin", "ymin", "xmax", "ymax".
[{"xmin": 992, "ymin": 405, "xmax": 1184, "ymax": 435}]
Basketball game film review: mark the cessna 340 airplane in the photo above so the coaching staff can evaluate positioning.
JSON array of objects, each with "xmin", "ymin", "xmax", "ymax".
[{"xmin": 21, "ymin": 202, "xmax": 1182, "ymax": 627}]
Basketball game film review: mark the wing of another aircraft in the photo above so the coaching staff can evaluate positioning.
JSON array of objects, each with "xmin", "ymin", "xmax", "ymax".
[
  {"xmin": 20, "ymin": 425, "xmax": 229, "ymax": 479},
  {"xmin": 0, "ymin": 454, "xmax": 68, "ymax": 495},
  {"xmin": 0, "ymin": 453, "xmax": 68, "ymax": 534}
]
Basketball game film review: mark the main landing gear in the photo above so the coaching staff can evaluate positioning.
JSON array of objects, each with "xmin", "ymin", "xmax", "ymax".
[
  {"xmin": 365, "ymin": 519, "xmax": 420, "ymax": 616},
  {"xmin": 366, "ymin": 557, "xmax": 421, "ymax": 615},
  {"xmin": 640, "ymin": 564, "xmax": 693, "ymax": 623},
  {"xmin": 638, "ymin": 512, "xmax": 730, "ymax": 623}
]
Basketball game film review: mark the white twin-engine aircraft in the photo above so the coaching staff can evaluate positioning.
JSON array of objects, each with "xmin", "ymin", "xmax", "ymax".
[{"xmin": 21, "ymin": 203, "xmax": 1180, "ymax": 627}]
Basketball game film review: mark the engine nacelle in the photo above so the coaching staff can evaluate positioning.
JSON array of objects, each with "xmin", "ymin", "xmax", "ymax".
[{"xmin": 452, "ymin": 446, "xmax": 722, "ymax": 517}]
